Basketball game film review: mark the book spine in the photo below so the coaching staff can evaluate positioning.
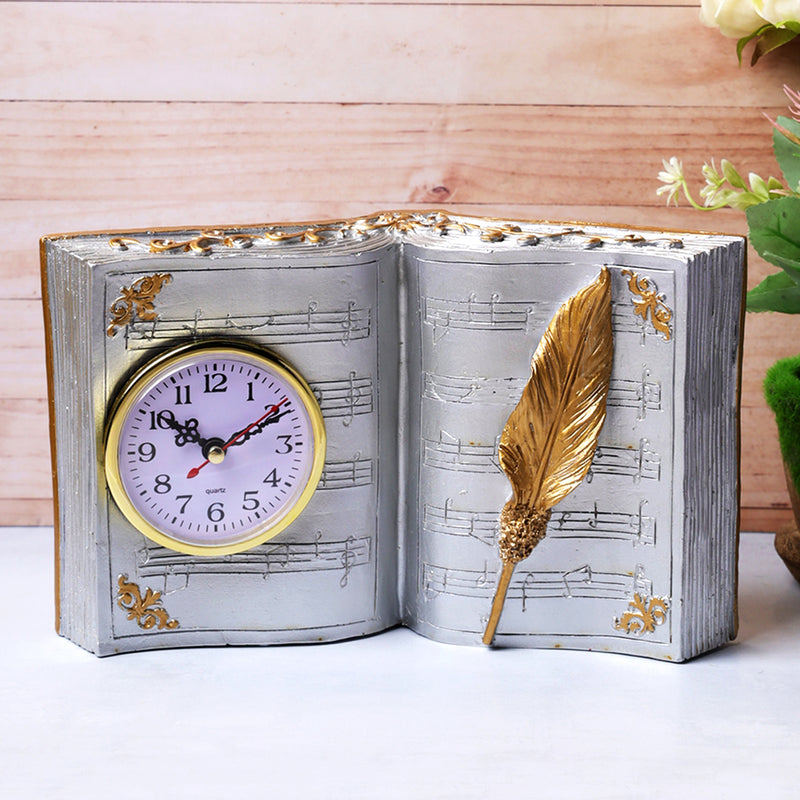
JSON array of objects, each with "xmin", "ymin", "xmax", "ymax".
[
  {"xmin": 44, "ymin": 243, "xmax": 99, "ymax": 652},
  {"xmin": 681, "ymin": 240, "xmax": 745, "ymax": 658}
]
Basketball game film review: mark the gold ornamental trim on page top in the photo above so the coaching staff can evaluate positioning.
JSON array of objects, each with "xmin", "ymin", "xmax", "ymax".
[{"xmin": 105, "ymin": 211, "xmax": 687, "ymax": 256}]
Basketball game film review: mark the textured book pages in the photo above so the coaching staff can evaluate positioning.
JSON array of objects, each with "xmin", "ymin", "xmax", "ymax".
[{"xmin": 41, "ymin": 211, "xmax": 745, "ymax": 660}]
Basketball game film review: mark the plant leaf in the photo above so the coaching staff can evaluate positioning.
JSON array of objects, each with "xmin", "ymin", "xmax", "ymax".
[
  {"xmin": 759, "ymin": 250, "xmax": 800, "ymax": 284},
  {"xmin": 498, "ymin": 268, "xmax": 613, "ymax": 510},
  {"xmin": 746, "ymin": 271, "xmax": 800, "ymax": 313},
  {"xmin": 751, "ymin": 27, "xmax": 799, "ymax": 65},
  {"xmin": 747, "ymin": 196, "xmax": 800, "ymax": 272},
  {"xmin": 773, "ymin": 115, "xmax": 800, "ymax": 190},
  {"xmin": 737, "ymin": 24, "xmax": 772, "ymax": 64}
]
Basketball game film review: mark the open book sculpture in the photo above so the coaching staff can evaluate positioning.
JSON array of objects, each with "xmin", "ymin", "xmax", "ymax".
[{"xmin": 40, "ymin": 211, "xmax": 745, "ymax": 660}]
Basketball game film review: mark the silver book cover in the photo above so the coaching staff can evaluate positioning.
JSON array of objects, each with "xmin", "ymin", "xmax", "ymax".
[{"xmin": 40, "ymin": 211, "xmax": 746, "ymax": 660}]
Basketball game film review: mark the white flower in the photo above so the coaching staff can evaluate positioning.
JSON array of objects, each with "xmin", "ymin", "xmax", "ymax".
[
  {"xmin": 756, "ymin": 0, "xmax": 800, "ymax": 27},
  {"xmin": 700, "ymin": 160, "xmax": 728, "ymax": 206},
  {"xmin": 700, "ymin": 0, "xmax": 768, "ymax": 38},
  {"xmin": 656, "ymin": 157, "xmax": 685, "ymax": 205}
]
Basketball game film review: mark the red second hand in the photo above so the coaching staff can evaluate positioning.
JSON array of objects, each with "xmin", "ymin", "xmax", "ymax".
[{"xmin": 186, "ymin": 398, "xmax": 288, "ymax": 479}]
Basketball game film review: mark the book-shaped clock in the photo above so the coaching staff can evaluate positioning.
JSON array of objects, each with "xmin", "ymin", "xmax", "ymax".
[{"xmin": 40, "ymin": 211, "xmax": 745, "ymax": 660}]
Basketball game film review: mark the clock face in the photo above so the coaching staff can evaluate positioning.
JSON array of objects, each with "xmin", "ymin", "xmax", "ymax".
[{"xmin": 104, "ymin": 343, "xmax": 326, "ymax": 555}]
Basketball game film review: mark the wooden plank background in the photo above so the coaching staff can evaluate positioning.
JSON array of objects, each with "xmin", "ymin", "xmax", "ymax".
[{"xmin": 1, "ymin": 0, "xmax": 799, "ymax": 529}]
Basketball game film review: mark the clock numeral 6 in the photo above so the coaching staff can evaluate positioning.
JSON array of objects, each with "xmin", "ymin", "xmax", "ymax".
[{"xmin": 207, "ymin": 502, "xmax": 225, "ymax": 522}]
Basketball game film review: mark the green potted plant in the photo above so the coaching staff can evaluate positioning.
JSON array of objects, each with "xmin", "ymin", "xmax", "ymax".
[{"xmin": 658, "ymin": 85, "xmax": 800, "ymax": 580}]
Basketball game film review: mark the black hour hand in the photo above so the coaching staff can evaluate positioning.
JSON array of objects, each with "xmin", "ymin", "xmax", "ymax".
[{"xmin": 163, "ymin": 415, "xmax": 207, "ymax": 448}]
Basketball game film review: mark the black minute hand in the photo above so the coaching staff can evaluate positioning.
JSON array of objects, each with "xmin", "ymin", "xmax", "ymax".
[
  {"xmin": 224, "ymin": 407, "xmax": 292, "ymax": 449},
  {"xmin": 186, "ymin": 398, "xmax": 289, "ymax": 479}
]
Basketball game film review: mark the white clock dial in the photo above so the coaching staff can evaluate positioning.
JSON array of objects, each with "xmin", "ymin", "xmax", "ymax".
[{"xmin": 104, "ymin": 343, "xmax": 326, "ymax": 555}]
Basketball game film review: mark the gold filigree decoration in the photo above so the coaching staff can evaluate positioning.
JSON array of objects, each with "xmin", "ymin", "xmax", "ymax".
[
  {"xmin": 106, "ymin": 273, "xmax": 172, "ymax": 337},
  {"xmin": 106, "ymin": 212, "xmax": 686, "ymax": 256},
  {"xmin": 620, "ymin": 269, "xmax": 673, "ymax": 342},
  {"xmin": 116, "ymin": 575, "xmax": 179, "ymax": 631},
  {"xmin": 614, "ymin": 593, "xmax": 669, "ymax": 635},
  {"xmin": 483, "ymin": 269, "xmax": 614, "ymax": 645}
]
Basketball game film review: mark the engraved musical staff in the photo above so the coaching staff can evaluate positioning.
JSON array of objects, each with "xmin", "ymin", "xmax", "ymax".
[
  {"xmin": 137, "ymin": 535, "xmax": 372, "ymax": 589},
  {"xmin": 422, "ymin": 294, "xmax": 541, "ymax": 341},
  {"xmin": 122, "ymin": 302, "xmax": 371, "ymax": 350},
  {"xmin": 424, "ymin": 371, "xmax": 662, "ymax": 417},
  {"xmin": 423, "ymin": 373, "xmax": 526, "ymax": 405},
  {"xmin": 422, "ymin": 430, "xmax": 501, "ymax": 473},
  {"xmin": 423, "ymin": 431, "xmax": 660, "ymax": 482},
  {"xmin": 423, "ymin": 498, "xmax": 656, "ymax": 546},
  {"xmin": 422, "ymin": 294, "xmax": 672, "ymax": 345},
  {"xmin": 318, "ymin": 454, "xmax": 374, "ymax": 490},
  {"xmin": 553, "ymin": 500, "xmax": 656, "ymax": 546},
  {"xmin": 586, "ymin": 439, "xmax": 661, "ymax": 483},
  {"xmin": 422, "ymin": 562, "xmax": 652, "ymax": 603},
  {"xmin": 422, "ymin": 498, "xmax": 497, "ymax": 546},
  {"xmin": 311, "ymin": 373, "xmax": 374, "ymax": 425},
  {"xmin": 605, "ymin": 367, "xmax": 662, "ymax": 420}
]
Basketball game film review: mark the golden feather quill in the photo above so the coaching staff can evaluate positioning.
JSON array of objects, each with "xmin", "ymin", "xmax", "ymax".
[{"xmin": 482, "ymin": 268, "xmax": 614, "ymax": 645}]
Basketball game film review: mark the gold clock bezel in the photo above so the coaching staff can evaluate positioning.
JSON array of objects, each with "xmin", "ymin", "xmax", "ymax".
[{"xmin": 104, "ymin": 341, "xmax": 326, "ymax": 556}]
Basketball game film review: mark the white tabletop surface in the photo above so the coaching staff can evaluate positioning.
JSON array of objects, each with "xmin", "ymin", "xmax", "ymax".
[{"xmin": 2, "ymin": 527, "xmax": 800, "ymax": 799}]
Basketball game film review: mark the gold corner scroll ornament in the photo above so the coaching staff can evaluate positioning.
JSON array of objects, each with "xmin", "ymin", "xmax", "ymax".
[
  {"xmin": 106, "ymin": 273, "xmax": 172, "ymax": 337},
  {"xmin": 620, "ymin": 269, "xmax": 673, "ymax": 342},
  {"xmin": 482, "ymin": 268, "xmax": 614, "ymax": 645},
  {"xmin": 117, "ymin": 575, "xmax": 179, "ymax": 631},
  {"xmin": 614, "ymin": 593, "xmax": 669, "ymax": 635}
]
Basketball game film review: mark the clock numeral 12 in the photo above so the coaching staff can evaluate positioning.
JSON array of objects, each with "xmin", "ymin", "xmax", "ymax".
[{"xmin": 204, "ymin": 373, "xmax": 228, "ymax": 394}]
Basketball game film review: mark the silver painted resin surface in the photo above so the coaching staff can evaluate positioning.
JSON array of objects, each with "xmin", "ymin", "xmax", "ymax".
[{"xmin": 41, "ymin": 212, "xmax": 745, "ymax": 659}]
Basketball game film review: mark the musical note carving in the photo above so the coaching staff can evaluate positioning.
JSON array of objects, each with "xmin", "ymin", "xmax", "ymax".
[
  {"xmin": 311, "ymin": 373, "xmax": 374, "ymax": 425},
  {"xmin": 422, "ymin": 430, "xmax": 501, "ymax": 473},
  {"xmin": 423, "ymin": 294, "xmax": 540, "ymax": 341},
  {"xmin": 425, "ymin": 370, "xmax": 662, "ymax": 417},
  {"xmin": 317, "ymin": 454, "xmax": 374, "ymax": 490},
  {"xmin": 585, "ymin": 439, "xmax": 661, "ymax": 483},
  {"xmin": 422, "ymin": 562, "xmax": 651, "ymax": 603},
  {"xmin": 423, "ymin": 498, "xmax": 656, "ymax": 547},
  {"xmin": 121, "ymin": 302, "xmax": 371, "ymax": 351},
  {"xmin": 340, "ymin": 536, "xmax": 357, "ymax": 588},
  {"xmin": 137, "ymin": 535, "xmax": 373, "ymax": 590}
]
